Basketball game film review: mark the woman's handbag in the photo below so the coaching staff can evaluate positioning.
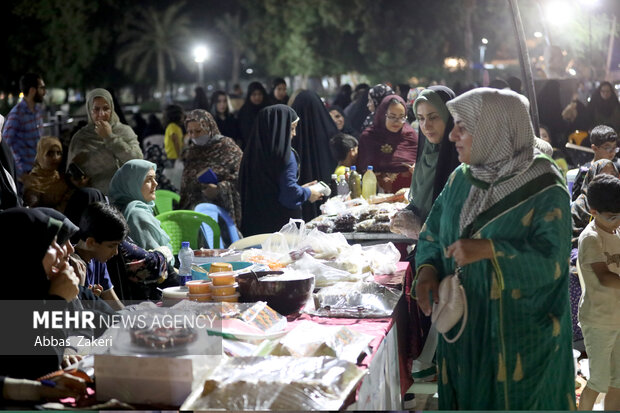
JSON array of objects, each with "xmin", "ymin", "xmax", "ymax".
[{"xmin": 431, "ymin": 267, "xmax": 467, "ymax": 343}]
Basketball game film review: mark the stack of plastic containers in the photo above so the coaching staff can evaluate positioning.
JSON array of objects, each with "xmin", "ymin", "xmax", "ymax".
[
  {"xmin": 209, "ymin": 262, "xmax": 239, "ymax": 302},
  {"xmin": 185, "ymin": 280, "xmax": 212, "ymax": 302},
  {"xmin": 185, "ymin": 262, "xmax": 239, "ymax": 303}
]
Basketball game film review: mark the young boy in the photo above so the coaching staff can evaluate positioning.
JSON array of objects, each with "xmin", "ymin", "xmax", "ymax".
[
  {"xmin": 329, "ymin": 132, "xmax": 358, "ymax": 177},
  {"xmin": 74, "ymin": 202, "xmax": 128, "ymax": 311},
  {"xmin": 572, "ymin": 125, "xmax": 618, "ymax": 201},
  {"xmin": 577, "ymin": 174, "xmax": 620, "ymax": 410}
]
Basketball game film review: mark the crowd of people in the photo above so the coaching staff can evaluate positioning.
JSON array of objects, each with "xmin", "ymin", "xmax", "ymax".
[{"xmin": 0, "ymin": 70, "xmax": 619, "ymax": 410}]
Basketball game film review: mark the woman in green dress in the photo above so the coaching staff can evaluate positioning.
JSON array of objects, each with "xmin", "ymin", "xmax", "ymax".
[{"xmin": 415, "ymin": 88, "xmax": 575, "ymax": 410}]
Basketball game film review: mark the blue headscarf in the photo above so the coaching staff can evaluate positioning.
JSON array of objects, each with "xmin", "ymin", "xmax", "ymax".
[{"xmin": 109, "ymin": 159, "xmax": 171, "ymax": 251}]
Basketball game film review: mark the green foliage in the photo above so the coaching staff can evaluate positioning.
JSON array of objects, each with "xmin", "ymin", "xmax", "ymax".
[
  {"xmin": 8, "ymin": 0, "xmax": 105, "ymax": 87},
  {"xmin": 241, "ymin": 0, "xmax": 366, "ymax": 78},
  {"xmin": 116, "ymin": 2, "xmax": 192, "ymax": 94},
  {"xmin": 4, "ymin": 0, "xmax": 614, "ymax": 93}
]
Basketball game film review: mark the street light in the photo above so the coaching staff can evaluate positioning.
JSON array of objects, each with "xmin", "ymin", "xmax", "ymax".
[
  {"xmin": 544, "ymin": 1, "xmax": 573, "ymax": 26},
  {"xmin": 193, "ymin": 45, "xmax": 209, "ymax": 86}
]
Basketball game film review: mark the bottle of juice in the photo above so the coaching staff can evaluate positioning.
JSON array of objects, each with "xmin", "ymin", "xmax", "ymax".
[
  {"xmin": 362, "ymin": 165, "xmax": 377, "ymax": 200},
  {"xmin": 348, "ymin": 166, "xmax": 362, "ymax": 199}
]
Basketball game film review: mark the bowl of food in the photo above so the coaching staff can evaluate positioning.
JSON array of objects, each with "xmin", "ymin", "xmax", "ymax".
[{"xmin": 236, "ymin": 270, "xmax": 315, "ymax": 316}]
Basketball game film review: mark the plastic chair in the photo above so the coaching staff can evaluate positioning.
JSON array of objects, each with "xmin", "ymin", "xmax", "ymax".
[
  {"xmin": 155, "ymin": 210, "xmax": 220, "ymax": 254},
  {"xmin": 194, "ymin": 203, "xmax": 240, "ymax": 248},
  {"xmin": 154, "ymin": 189, "xmax": 180, "ymax": 216},
  {"xmin": 568, "ymin": 130, "xmax": 588, "ymax": 146}
]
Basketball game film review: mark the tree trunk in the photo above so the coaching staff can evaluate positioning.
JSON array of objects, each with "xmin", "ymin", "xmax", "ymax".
[
  {"xmin": 157, "ymin": 52, "xmax": 166, "ymax": 109},
  {"xmin": 463, "ymin": 0, "xmax": 476, "ymax": 85}
]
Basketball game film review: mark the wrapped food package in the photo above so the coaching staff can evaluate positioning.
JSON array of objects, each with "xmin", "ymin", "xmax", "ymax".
[
  {"xmin": 308, "ymin": 281, "xmax": 402, "ymax": 318},
  {"xmin": 264, "ymin": 321, "xmax": 373, "ymax": 363},
  {"xmin": 181, "ymin": 356, "xmax": 365, "ymax": 411}
]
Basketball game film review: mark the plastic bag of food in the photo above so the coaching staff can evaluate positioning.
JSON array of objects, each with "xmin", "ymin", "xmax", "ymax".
[
  {"xmin": 362, "ymin": 242, "xmax": 400, "ymax": 274},
  {"xmin": 240, "ymin": 249, "xmax": 289, "ymax": 270},
  {"xmin": 319, "ymin": 196, "xmax": 349, "ymax": 215},
  {"xmin": 261, "ymin": 219, "xmax": 306, "ymax": 254},
  {"xmin": 302, "ymin": 229, "xmax": 348, "ymax": 260},
  {"xmin": 265, "ymin": 321, "xmax": 373, "ymax": 363},
  {"xmin": 290, "ymin": 253, "xmax": 364, "ymax": 287}
]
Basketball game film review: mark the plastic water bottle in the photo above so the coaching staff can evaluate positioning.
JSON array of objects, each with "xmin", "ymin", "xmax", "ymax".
[
  {"xmin": 348, "ymin": 166, "xmax": 362, "ymax": 199},
  {"xmin": 178, "ymin": 241, "xmax": 194, "ymax": 286},
  {"xmin": 337, "ymin": 175, "xmax": 350, "ymax": 196},
  {"xmin": 362, "ymin": 165, "xmax": 377, "ymax": 200}
]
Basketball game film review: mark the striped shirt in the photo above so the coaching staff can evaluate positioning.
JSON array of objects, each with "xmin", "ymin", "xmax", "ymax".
[{"xmin": 2, "ymin": 99, "xmax": 43, "ymax": 177}]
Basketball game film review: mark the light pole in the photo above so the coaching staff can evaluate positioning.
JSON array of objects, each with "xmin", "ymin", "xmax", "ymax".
[
  {"xmin": 479, "ymin": 38, "xmax": 488, "ymax": 85},
  {"xmin": 193, "ymin": 45, "xmax": 209, "ymax": 87},
  {"xmin": 578, "ymin": 0, "xmax": 599, "ymax": 81}
]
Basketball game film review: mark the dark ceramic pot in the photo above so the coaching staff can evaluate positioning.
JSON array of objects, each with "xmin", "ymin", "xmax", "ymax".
[{"xmin": 236, "ymin": 271, "xmax": 315, "ymax": 316}]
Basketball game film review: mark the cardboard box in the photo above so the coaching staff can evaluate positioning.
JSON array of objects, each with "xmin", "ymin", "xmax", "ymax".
[{"xmin": 95, "ymin": 354, "xmax": 193, "ymax": 406}]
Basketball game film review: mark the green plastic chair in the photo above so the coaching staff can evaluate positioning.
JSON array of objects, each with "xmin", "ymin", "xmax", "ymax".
[
  {"xmin": 155, "ymin": 210, "xmax": 221, "ymax": 254},
  {"xmin": 154, "ymin": 189, "xmax": 180, "ymax": 216}
]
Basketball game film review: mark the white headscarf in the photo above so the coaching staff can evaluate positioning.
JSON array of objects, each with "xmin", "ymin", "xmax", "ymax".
[{"xmin": 446, "ymin": 88, "xmax": 562, "ymax": 234}]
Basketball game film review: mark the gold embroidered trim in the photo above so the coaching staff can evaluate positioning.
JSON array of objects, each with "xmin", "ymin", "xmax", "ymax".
[
  {"xmin": 513, "ymin": 353, "xmax": 524, "ymax": 382},
  {"xmin": 497, "ymin": 353, "xmax": 506, "ymax": 382},
  {"xmin": 521, "ymin": 208, "xmax": 535, "ymax": 227}
]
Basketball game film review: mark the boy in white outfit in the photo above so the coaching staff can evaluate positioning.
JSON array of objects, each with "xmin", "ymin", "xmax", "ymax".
[{"xmin": 577, "ymin": 174, "xmax": 620, "ymax": 410}]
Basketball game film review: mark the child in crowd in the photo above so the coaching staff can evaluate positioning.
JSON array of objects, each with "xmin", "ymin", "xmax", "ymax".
[
  {"xmin": 572, "ymin": 125, "xmax": 619, "ymax": 201},
  {"xmin": 74, "ymin": 202, "xmax": 127, "ymax": 311},
  {"xmin": 577, "ymin": 174, "xmax": 620, "ymax": 410},
  {"xmin": 163, "ymin": 104, "xmax": 185, "ymax": 164},
  {"xmin": 329, "ymin": 133, "xmax": 358, "ymax": 177}
]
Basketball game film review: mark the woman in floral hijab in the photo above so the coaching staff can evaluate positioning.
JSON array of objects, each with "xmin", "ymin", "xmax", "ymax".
[{"xmin": 179, "ymin": 109, "xmax": 243, "ymax": 227}]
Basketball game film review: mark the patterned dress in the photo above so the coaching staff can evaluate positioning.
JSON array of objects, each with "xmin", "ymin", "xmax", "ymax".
[
  {"xmin": 416, "ymin": 162, "xmax": 575, "ymax": 410},
  {"xmin": 179, "ymin": 136, "xmax": 243, "ymax": 227}
]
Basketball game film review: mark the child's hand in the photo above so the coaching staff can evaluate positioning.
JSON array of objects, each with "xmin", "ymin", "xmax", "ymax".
[{"xmin": 88, "ymin": 284, "xmax": 103, "ymax": 296}]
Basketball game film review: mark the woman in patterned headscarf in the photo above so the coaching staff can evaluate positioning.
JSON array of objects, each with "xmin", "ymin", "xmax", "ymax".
[
  {"xmin": 415, "ymin": 88, "xmax": 574, "ymax": 410},
  {"xmin": 178, "ymin": 109, "xmax": 243, "ymax": 227},
  {"xmin": 361, "ymin": 83, "xmax": 394, "ymax": 132}
]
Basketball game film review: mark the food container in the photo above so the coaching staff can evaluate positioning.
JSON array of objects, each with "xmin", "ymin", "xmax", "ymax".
[
  {"xmin": 192, "ymin": 262, "xmax": 253, "ymax": 279},
  {"xmin": 186, "ymin": 280, "xmax": 212, "ymax": 294},
  {"xmin": 209, "ymin": 271, "xmax": 236, "ymax": 286},
  {"xmin": 211, "ymin": 283, "xmax": 238, "ymax": 297},
  {"xmin": 190, "ymin": 264, "xmax": 210, "ymax": 281},
  {"xmin": 212, "ymin": 293, "xmax": 240, "ymax": 303},
  {"xmin": 162, "ymin": 286, "xmax": 189, "ymax": 307},
  {"xmin": 237, "ymin": 271, "xmax": 315, "ymax": 315},
  {"xmin": 188, "ymin": 293, "xmax": 212, "ymax": 302},
  {"xmin": 209, "ymin": 262, "xmax": 233, "ymax": 273}
]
